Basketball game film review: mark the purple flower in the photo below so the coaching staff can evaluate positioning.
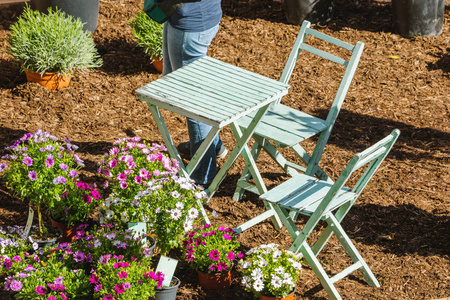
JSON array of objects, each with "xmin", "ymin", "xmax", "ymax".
[
  {"xmin": 208, "ymin": 249, "xmax": 220, "ymax": 261},
  {"xmin": 53, "ymin": 176, "xmax": 66, "ymax": 184},
  {"xmin": 45, "ymin": 157, "xmax": 54, "ymax": 168},
  {"xmin": 68, "ymin": 170, "xmax": 78, "ymax": 178},
  {"xmin": 45, "ymin": 145, "xmax": 54, "ymax": 151},
  {"xmin": 22, "ymin": 157, "xmax": 33, "ymax": 166},
  {"xmin": 94, "ymin": 284, "xmax": 102, "ymax": 292},
  {"xmin": 28, "ymin": 171, "xmax": 37, "ymax": 181},
  {"xmin": 9, "ymin": 280, "xmax": 22, "ymax": 291},
  {"xmin": 133, "ymin": 176, "xmax": 142, "ymax": 184},
  {"xmin": 0, "ymin": 162, "xmax": 7, "ymax": 171},
  {"xmin": 116, "ymin": 173, "xmax": 127, "ymax": 181},
  {"xmin": 73, "ymin": 251, "xmax": 86, "ymax": 262},
  {"xmin": 123, "ymin": 282, "xmax": 131, "ymax": 289},
  {"xmin": 24, "ymin": 265, "xmax": 34, "ymax": 272},
  {"xmin": 107, "ymin": 159, "xmax": 117, "ymax": 169},
  {"xmin": 59, "ymin": 164, "xmax": 68, "ymax": 171},
  {"xmin": 120, "ymin": 181, "xmax": 128, "ymax": 189}
]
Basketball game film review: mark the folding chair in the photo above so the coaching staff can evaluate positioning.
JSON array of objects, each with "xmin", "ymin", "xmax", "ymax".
[
  {"xmin": 233, "ymin": 20, "xmax": 365, "ymax": 202},
  {"xmin": 259, "ymin": 129, "xmax": 400, "ymax": 300}
]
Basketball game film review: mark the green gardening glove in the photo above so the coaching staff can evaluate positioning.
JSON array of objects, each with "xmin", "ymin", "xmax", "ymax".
[{"xmin": 144, "ymin": 0, "xmax": 200, "ymax": 24}]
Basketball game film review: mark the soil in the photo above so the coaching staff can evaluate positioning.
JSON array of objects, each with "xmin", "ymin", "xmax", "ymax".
[{"xmin": 0, "ymin": 0, "xmax": 449, "ymax": 299}]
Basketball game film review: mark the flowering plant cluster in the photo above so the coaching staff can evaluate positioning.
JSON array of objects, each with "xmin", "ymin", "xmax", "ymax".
[
  {"xmin": 69, "ymin": 223, "xmax": 155, "ymax": 266},
  {"xmin": 132, "ymin": 175, "xmax": 207, "ymax": 255},
  {"xmin": 97, "ymin": 137, "xmax": 178, "ymax": 200},
  {"xmin": 2, "ymin": 245, "xmax": 90, "ymax": 299},
  {"xmin": 182, "ymin": 224, "xmax": 243, "ymax": 274},
  {"xmin": 50, "ymin": 180, "xmax": 103, "ymax": 226},
  {"xmin": 90, "ymin": 255, "xmax": 164, "ymax": 300},
  {"xmin": 0, "ymin": 225, "xmax": 32, "ymax": 259},
  {"xmin": 0, "ymin": 130, "xmax": 83, "ymax": 235},
  {"xmin": 239, "ymin": 244, "xmax": 302, "ymax": 298}
]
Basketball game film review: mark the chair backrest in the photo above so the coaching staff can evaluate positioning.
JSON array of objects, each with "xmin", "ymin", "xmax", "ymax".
[
  {"xmin": 277, "ymin": 20, "xmax": 364, "ymax": 128},
  {"xmin": 317, "ymin": 129, "xmax": 400, "ymax": 217}
]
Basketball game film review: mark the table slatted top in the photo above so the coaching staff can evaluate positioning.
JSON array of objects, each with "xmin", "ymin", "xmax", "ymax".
[{"xmin": 136, "ymin": 56, "xmax": 290, "ymax": 127}]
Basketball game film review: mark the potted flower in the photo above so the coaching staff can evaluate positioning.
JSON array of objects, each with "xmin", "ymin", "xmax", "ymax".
[
  {"xmin": 239, "ymin": 244, "xmax": 302, "ymax": 300},
  {"xmin": 90, "ymin": 256, "xmax": 164, "ymax": 300},
  {"xmin": 181, "ymin": 224, "xmax": 243, "ymax": 290},
  {"xmin": 3, "ymin": 250, "xmax": 91, "ymax": 299},
  {"xmin": 129, "ymin": 11, "xmax": 163, "ymax": 73},
  {"xmin": 49, "ymin": 179, "xmax": 103, "ymax": 242},
  {"xmin": 68, "ymin": 223, "xmax": 156, "ymax": 267},
  {"xmin": 0, "ymin": 130, "xmax": 83, "ymax": 240},
  {"xmin": 6, "ymin": 5, "xmax": 103, "ymax": 90}
]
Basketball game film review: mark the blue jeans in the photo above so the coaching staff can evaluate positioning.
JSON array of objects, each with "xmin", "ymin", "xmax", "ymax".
[{"xmin": 163, "ymin": 22, "xmax": 222, "ymax": 185}]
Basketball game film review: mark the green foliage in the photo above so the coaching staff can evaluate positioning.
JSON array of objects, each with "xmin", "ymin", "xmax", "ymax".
[
  {"xmin": 6, "ymin": 5, "xmax": 102, "ymax": 76},
  {"xmin": 129, "ymin": 11, "xmax": 163, "ymax": 62}
]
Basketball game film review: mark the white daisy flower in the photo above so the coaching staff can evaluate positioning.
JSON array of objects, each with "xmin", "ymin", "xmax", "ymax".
[
  {"xmin": 175, "ymin": 201, "xmax": 184, "ymax": 210},
  {"xmin": 188, "ymin": 208, "xmax": 199, "ymax": 219},
  {"xmin": 275, "ymin": 266, "xmax": 285, "ymax": 274},
  {"xmin": 253, "ymin": 280, "xmax": 264, "ymax": 292},
  {"xmin": 251, "ymin": 267, "xmax": 263, "ymax": 279},
  {"xmin": 240, "ymin": 261, "xmax": 251, "ymax": 269},
  {"xmin": 170, "ymin": 208, "xmax": 182, "ymax": 220},
  {"xmin": 258, "ymin": 259, "xmax": 268, "ymax": 268},
  {"xmin": 105, "ymin": 209, "xmax": 114, "ymax": 219},
  {"xmin": 121, "ymin": 211, "xmax": 129, "ymax": 222},
  {"xmin": 271, "ymin": 275, "xmax": 283, "ymax": 288}
]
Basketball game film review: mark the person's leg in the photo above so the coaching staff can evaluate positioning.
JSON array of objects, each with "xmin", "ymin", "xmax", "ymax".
[{"xmin": 163, "ymin": 23, "xmax": 222, "ymax": 185}]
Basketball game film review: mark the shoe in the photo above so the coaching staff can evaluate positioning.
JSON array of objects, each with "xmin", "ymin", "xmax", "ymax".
[{"xmin": 177, "ymin": 142, "xmax": 228, "ymax": 159}]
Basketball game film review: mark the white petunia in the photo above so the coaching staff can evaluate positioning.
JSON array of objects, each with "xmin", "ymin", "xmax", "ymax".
[
  {"xmin": 121, "ymin": 211, "xmax": 129, "ymax": 222},
  {"xmin": 253, "ymin": 280, "xmax": 264, "ymax": 292},
  {"xmin": 271, "ymin": 275, "xmax": 283, "ymax": 288},
  {"xmin": 188, "ymin": 208, "xmax": 198, "ymax": 219},
  {"xmin": 105, "ymin": 210, "xmax": 114, "ymax": 219},
  {"xmin": 170, "ymin": 208, "xmax": 182, "ymax": 220},
  {"xmin": 272, "ymin": 250, "xmax": 282, "ymax": 259},
  {"xmin": 258, "ymin": 259, "xmax": 268, "ymax": 268},
  {"xmin": 251, "ymin": 267, "xmax": 263, "ymax": 279},
  {"xmin": 275, "ymin": 266, "xmax": 285, "ymax": 274}
]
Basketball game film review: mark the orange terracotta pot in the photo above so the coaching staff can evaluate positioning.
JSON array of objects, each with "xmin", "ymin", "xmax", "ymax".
[
  {"xmin": 49, "ymin": 218, "xmax": 77, "ymax": 243},
  {"xmin": 152, "ymin": 58, "xmax": 163, "ymax": 73},
  {"xmin": 25, "ymin": 70, "xmax": 71, "ymax": 90},
  {"xmin": 259, "ymin": 289, "xmax": 295, "ymax": 300},
  {"xmin": 197, "ymin": 269, "xmax": 232, "ymax": 290}
]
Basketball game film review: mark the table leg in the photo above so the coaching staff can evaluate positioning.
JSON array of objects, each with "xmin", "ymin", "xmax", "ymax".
[{"xmin": 147, "ymin": 104, "xmax": 188, "ymax": 178}]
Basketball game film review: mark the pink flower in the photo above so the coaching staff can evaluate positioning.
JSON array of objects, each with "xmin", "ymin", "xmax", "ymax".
[
  {"xmin": 208, "ymin": 249, "xmax": 220, "ymax": 261},
  {"xmin": 114, "ymin": 283, "xmax": 125, "ymax": 294},
  {"xmin": 118, "ymin": 271, "xmax": 128, "ymax": 279},
  {"xmin": 89, "ymin": 274, "xmax": 99, "ymax": 284},
  {"xmin": 226, "ymin": 251, "xmax": 235, "ymax": 261},
  {"xmin": 222, "ymin": 234, "xmax": 231, "ymax": 240},
  {"xmin": 35, "ymin": 285, "xmax": 46, "ymax": 295},
  {"xmin": 133, "ymin": 176, "xmax": 142, "ymax": 184}
]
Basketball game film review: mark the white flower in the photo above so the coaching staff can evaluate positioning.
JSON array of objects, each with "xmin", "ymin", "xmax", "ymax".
[
  {"xmin": 175, "ymin": 201, "xmax": 184, "ymax": 210},
  {"xmin": 170, "ymin": 208, "xmax": 181, "ymax": 220},
  {"xmin": 272, "ymin": 250, "xmax": 282, "ymax": 259},
  {"xmin": 99, "ymin": 216, "xmax": 105, "ymax": 224},
  {"xmin": 251, "ymin": 267, "xmax": 263, "ymax": 279},
  {"xmin": 113, "ymin": 240, "xmax": 121, "ymax": 246},
  {"xmin": 245, "ymin": 248, "xmax": 255, "ymax": 256},
  {"xmin": 292, "ymin": 261, "xmax": 302, "ymax": 270},
  {"xmin": 121, "ymin": 211, "xmax": 129, "ymax": 222},
  {"xmin": 241, "ymin": 276, "xmax": 251, "ymax": 288},
  {"xmin": 271, "ymin": 275, "xmax": 283, "ymax": 288},
  {"xmin": 183, "ymin": 219, "xmax": 193, "ymax": 232},
  {"xmin": 275, "ymin": 266, "xmax": 285, "ymax": 274},
  {"xmin": 253, "ymin": 279, "xmax": 264, "ymax": 292},
  {"xmin": 171, "ymin": 191, "xmax": 180, "ymax": 198},
  {"xmin": 258, "ymin": 259, "xmax": 268, "ymax": 268},
  {"xmin": 211, "ymin": 210, "xmax": 218, "ymax": 217},
  {"xmin": 282, "ymin": 273, "xmax": 293, "ymax": 285},
  {"xmin": 105, "ymin": 197, "xmax": 112, "ymax": 207},
  {"xmin": 155, "ymin": 208, "xmax": 161, "ymax": 214},
  {"xmin": 240, "ymin": 261, "xmax": 251, "ymax": 269},
  {"xmin": 94, "ymin": 239, "xmax": 102, "ymax": 248},
  {"xmin": 32, "ymin": 242, "xmax": 38, "ymax": 250},
  {"xmin": 187, "ymin": 208, "xmax": 198, "ymax": 219},
  {"xmin": 105, "ymin": 210, "xmax": 114, "ymax": 219},
  {"xmin": 194, "ymin": 191, "xmax": 207, "ymax": 199},
  {"xmin": 111, "ymin": 197, "xmax": 121, "ymax": 205}
]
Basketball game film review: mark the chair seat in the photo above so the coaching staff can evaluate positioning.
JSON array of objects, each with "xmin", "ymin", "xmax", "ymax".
[
  {"xmin": 261, "ymin": 174, "xmax": 355, "ymax": 215},
  {"xmin": 237, "ymin": 104, "xmax": 328, "ymax": 148}
]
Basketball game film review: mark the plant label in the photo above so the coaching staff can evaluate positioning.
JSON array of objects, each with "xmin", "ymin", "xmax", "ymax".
[
  {"xmin": 23, "ymin": 206, "xmax": 34, "ymax": 237},
  {"xmin": 156, "ymin": 255, "xmax": 178, "ymax": 287}
]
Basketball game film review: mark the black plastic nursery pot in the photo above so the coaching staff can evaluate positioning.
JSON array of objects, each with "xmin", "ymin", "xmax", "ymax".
[
  {"xmin": 29, "ymin": 0, "xmax": 100, "ymax": 33},
  {"xmin": 284, "ymin": 0, "xmax": 334, "ymax": 25},
  {"xmin": 392, "ymin": 0, "xmax": 445, "ymax": 38}
]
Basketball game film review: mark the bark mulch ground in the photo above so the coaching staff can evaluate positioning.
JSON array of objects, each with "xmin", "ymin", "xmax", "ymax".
[{"xmin": 0, "ymin": 0, "xmax": 449, "ymax": 299}]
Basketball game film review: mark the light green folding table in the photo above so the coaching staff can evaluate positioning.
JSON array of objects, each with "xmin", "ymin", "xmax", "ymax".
[{"xmin": 136, "ymin": 56, "xmax": 290, "ymax": 224}]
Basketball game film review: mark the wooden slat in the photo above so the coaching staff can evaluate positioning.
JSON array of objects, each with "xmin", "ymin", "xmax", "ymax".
[{"xmin": 0, "ymin": 0, "xmax": 28, "ymax": 4}]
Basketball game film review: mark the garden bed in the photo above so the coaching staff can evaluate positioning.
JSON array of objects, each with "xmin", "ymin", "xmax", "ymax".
[{"xmin": 0, "ymin": 0, "xmax": 449, "ymax": 299}]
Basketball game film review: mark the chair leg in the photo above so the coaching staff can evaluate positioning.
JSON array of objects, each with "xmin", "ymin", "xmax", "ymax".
[
  {"xmin": 299, "ymin": 242, "xmax": 343, "ymax": 300},
  {"xmin": 327, "ymin": 214, "xmax": 380, "ymax": 287}
]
